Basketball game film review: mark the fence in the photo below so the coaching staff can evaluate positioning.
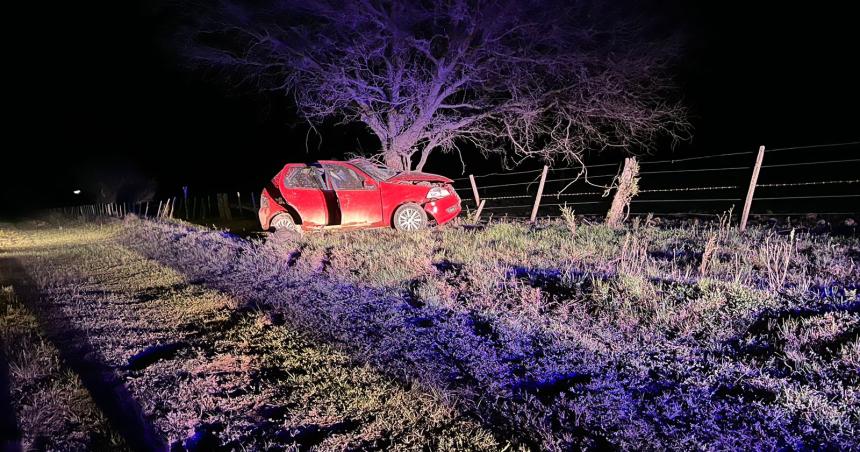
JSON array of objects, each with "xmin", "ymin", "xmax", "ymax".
[
  {"xmin": 48, "ymin": 191, "xmax": 261, "ymax": 223},
  {"xmin": 48, "ymin": 141, "xmax": 859, "ymax": 228},
  {"xmin": 450, "ymin": 141, "xmax": 860, "ymax": 227}
]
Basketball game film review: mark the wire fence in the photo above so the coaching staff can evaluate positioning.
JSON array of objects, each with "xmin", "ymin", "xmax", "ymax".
[
  {"xmin": 451, "ymin": 141, "xmax": 860, "ymax": 222},
  {"xmin": 48, "ymin": 141, "xmax": 859, "ymax": 227}
]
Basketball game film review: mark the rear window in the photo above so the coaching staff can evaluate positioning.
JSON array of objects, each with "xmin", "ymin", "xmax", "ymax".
[{"xmin": 285, "ymin": 167, "xmax": 323, "ymax": 189}]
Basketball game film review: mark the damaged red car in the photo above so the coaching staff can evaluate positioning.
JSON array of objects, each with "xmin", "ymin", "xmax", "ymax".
[{"xmin": 259, "ymin": 159, "xmax": 462, "ymax": 232}]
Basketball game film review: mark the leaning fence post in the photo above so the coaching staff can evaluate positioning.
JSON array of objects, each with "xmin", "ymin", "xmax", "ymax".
[
  {"xmin": 473, "ymin": 199, "xmax": 486, "ymax": 223},
  {"xmin": 469, "ymin": 174, "xmax": 481, "ymax": 207},
  {"xmin": 740, "ymin": 145, "xmax": 765, "ymax": 232},
  {"xmin": 530, "ymin": 165, "xmax": 549, "ymax": 223}
]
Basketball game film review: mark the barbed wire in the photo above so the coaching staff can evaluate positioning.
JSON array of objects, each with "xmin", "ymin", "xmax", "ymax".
[
  {"xmin": 639, "ymin": 185, "xmax": 739, "ymax": 193},
  {"xmin": 753, "ymin": 194, "xmax": 860, "ymax": 201},
  {"xmin": 549, "ymin": 191, "xmax": 603, "ymax": 197},
  {"xmin": 757, "ymin": 179, "xmax": 860, "ymax": 188},
  {"xmin": 482, "ymin": 191, "xmax": 602, "ymax": 201},
  {"xmin": 481, "ymin": 194, "xmax": 534, "ymax": 201},
  {"xmin": 483, "ymin": 201, "xmax": 607, "ymax": 210},
  {"xmin": 631, "ymin": 198, "xmax": 740, "ymax": 203},
  {"xmin": 750, "ymin": 212, "xmax": 859, "ymax": 216}
]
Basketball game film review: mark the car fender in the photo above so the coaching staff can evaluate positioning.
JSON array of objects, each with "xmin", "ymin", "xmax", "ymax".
[
  {"xmin": 260, "ymin": 185, "xmax": 302, "ymax": 230},
  {"xmin": 380, "ymin": 182, "xmax": 433, "ymax": 226}
]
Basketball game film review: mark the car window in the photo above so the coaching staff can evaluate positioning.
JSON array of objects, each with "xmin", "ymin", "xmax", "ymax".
[
  {"xmin": 327, "ymin": 165, "xmax": 365, "ymax": 190},
  {"xmin": 351, "ymin": 160, "xmax": 400, "ymax": 180},
  {"xmin": 285, "ymin": 167, "xmax": 323, "ymax": 189}
]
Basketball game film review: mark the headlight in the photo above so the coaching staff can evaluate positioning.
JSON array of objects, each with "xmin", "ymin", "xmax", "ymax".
[{"xmin": 427, "ymin": 187, "xmax": 451, "ymax": 199}]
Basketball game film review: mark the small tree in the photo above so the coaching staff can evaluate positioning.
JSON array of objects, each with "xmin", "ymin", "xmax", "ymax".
[{"xmin": 183, "ymin": 0, "xmax": 689, "ymax": 170}]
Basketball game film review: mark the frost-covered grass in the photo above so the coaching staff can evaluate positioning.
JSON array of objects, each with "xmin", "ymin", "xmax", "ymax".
[
  {"xmin": 111, "ymin": 215, "xmax": 859, "ymax": 450},
  {"xmin": 0, "ymin": 285, "xmax": 127, "ymax": 450},
  {"xmin": 1, "ymin": 215, "xmax": 857, "ymax": 449},
  {"xmin": 0, "ymin": 221, "xmax": 498, "ymax": 450}
]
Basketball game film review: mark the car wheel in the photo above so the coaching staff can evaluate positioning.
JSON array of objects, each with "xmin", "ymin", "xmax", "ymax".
[
  {"xmin": 393, "ymin": 203, "xmax": 428, "ymax": 231},
  {"xmin": 271, "ymin": 213, "xmax": 298, "ymax": 232}
]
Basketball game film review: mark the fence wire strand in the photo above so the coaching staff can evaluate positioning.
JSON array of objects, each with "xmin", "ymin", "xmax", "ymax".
[
  {"xmin": 765, "ymin": 141, "xmax": 860, "ymax": 152},
  {"xmin": 761, "ymin": 158, "xmax": 860, "ymax": 168}
]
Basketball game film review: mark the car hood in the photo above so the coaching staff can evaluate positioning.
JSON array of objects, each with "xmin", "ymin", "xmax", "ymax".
[{"xmin": 388, "ymin": 172, "xmax": 453, "ymax": 183}]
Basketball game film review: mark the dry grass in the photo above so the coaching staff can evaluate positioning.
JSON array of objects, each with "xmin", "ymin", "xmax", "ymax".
[
  {"xmin": 0, "ymin": 285, "xmax": 127, "ymax": 450},
  {"xmin": 0, "ymin": 221, "xmax": 500, "ymax": 450},
  {"xmin": 116, "ymin": 214, "xmax": 859, "ymax": 450}
]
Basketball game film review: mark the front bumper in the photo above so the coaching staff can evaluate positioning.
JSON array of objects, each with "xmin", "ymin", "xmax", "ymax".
[{"xmin": 424, "ymin": 192, "xmax": 462, "ymax": 225}]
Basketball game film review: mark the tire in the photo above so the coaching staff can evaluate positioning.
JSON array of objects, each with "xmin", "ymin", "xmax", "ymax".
[
  {"xmin": 393, "ymin": 203, "xmax": 428, "ymax": 231},
  {"xmin": 270, "ymin": 213, "xmax": 298, "ymax": 232}
]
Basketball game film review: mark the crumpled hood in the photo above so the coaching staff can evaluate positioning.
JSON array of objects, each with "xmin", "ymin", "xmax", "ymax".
[{"xmin": 388, "ymin": 172, "xmax": 453, "ymax": 183}]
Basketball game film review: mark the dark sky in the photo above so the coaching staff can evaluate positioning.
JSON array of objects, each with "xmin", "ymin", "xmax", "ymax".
[{"xmin": 4, "ymin": 1, "xmax": 859, "ymax": 213}]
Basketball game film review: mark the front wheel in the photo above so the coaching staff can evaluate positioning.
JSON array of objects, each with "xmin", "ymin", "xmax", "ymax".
[{"xmin": 393, "ymin": 203, "xmax": 428, "ymax": 231}]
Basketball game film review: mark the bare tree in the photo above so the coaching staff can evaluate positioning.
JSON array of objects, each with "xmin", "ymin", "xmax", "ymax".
[{"xmin": 183, "ymin": 0, "xmax": 690, "ymax": 171}]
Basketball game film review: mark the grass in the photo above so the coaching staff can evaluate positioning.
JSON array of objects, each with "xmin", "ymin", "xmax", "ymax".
[
  {"xmin": 0, "ymin": 220, "xmax": 500, "ymax": 450},
  {"xmin": 1, "ymin": 214, "xmax": 857, "ymax": 449},
  {"xmin": 0, "ymin": 285, "xmax": 127, "ymax": 450}
]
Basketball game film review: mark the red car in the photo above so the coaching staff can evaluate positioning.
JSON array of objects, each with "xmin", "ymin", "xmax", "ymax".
[{"xmin": 259, "ymin": 159, "xmax": 462, "ymax": 232}]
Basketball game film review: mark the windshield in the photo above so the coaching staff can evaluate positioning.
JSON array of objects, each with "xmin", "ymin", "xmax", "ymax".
[{"xmin": 351, "ymin": 159, "xmax": 401, "ymax": 180}]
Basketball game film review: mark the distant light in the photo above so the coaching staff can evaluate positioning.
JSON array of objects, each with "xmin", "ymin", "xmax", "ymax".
[{"xmin": 73, "ymin": 190, "xmax": 81, "ymax": 195}]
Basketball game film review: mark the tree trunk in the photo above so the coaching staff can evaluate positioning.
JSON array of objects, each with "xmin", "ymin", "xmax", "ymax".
[
  {"xmin": 605, "ymin": 157, "xmax": 640, "ymax": 228},
  {"xmin": 414, "ymin": 148, "xmax": 431, "ymax": 172},
  {"xmin": 384, "ymin": 151, "xmax": 405, "ymax": 171}
]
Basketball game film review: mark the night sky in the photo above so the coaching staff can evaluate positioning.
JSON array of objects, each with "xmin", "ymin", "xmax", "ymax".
[{"xmin": 4, "ymin": 1, "xmax": 858, "ymax": 214}]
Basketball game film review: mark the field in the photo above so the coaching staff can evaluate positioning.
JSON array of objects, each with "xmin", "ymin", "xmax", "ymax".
[{"xmin": 1, "ymin": 214, "xmax": 858, "ymax": 450}]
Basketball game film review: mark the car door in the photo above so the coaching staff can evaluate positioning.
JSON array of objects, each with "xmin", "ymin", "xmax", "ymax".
[
  {"xmin": 279, "ymin": 165, "xmax": 328, "ymax": 226},
  {"xmin": 323, "ymin": 162, "xmax": 383, "ymax": 226}
]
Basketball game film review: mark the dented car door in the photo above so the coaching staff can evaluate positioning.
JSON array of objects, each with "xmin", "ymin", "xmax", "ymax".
[{"xmin": 323, "ymin": 162, "xmax": 383, "ymax": 226}]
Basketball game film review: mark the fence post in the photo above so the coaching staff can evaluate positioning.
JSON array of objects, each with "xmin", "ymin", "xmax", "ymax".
[
  {"xmin": 530, "ymin": 165, "xmax": 549, "ymax": 223},
  {"xmin": 237, "ymin": 192, "xmax": 243, "ymax": 216},
  {"xmin": 469, "ymin": 174, "xmax": 481, "ymax": 207},
  {"xmin": 740, "ymin": 145, "xmax": 766, "ymax": 232},
  {"xmin": 473, "ymin": 199, "xmax": 486, "ymax": 223}
]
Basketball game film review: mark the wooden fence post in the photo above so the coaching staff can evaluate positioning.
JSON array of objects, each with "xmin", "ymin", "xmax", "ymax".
[
  {"xmin": 469, "ymin": 174, "xmax": 481, "ymax": 207},
  {"xmin": 473, "ymin": 200, "xmax": 486, "ymax": 223},
  {"xmin": 237, "ymin": 192, "xmax": 243, "ymax": 216},
  {"xmin": 222, "ymin": 194, "xmax": 232, "ymax": 221},
  {"xmin": 740, "ymin": 145, "xmax": 766, "ymax": 232},
  {"xmin": 530, "ymin": 165, "xmax": 549, "ymax": 223}
]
